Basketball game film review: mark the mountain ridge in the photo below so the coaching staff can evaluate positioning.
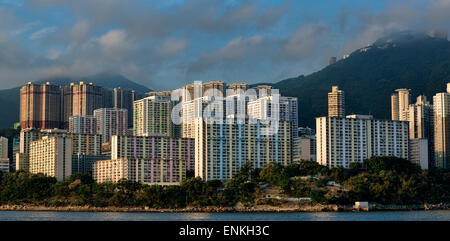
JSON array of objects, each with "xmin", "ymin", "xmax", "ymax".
[{"xmin": 272, "ymin": 31, "xmax": 450, "ymax": 127}]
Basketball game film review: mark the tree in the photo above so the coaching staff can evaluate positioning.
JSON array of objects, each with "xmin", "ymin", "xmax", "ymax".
[
  {"xmin": 181, "ymin": 177, "xmax": 206, "ymax": 205},
  {"xmin": 0, "ymin": 171, "xmax": 56, "ymax": 204},
  {"xmin": 285, "ymin": 160, "xmax": 328, "ymax": 177},
  {"xmin": 363, "ymin": 156, "xmax": 421, "ymax": 175},
  {"xmin": 329, "ymin": 166, "xmax": 350, "ymax": 183},
  {"xmin": 259, "ymin": 162, "xmax": 289, "ymax": 187},
  {"xmin": 310, "ymin": 190, "xmax": 328, "ymax": 204}
]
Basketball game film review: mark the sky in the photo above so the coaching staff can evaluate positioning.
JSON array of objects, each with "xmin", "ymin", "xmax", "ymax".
[{"xmin": 0, "ymin": 0, "xmax": 449, "ymax": 90}]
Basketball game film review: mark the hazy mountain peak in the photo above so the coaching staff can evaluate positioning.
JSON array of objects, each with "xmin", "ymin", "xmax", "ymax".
[{"xmin": 33, "ymin": 72, "xmax": 152, "ymax": 93}]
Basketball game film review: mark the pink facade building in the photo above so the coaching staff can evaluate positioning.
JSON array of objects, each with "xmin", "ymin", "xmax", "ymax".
[{"xmin": 93, "ymin": 135, "xmax": 194, "ymax": 185}]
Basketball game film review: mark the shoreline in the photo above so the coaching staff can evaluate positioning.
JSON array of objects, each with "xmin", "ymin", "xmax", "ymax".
[{"xmin": 1, "ymin": 204, "xmax": 449, "ymax": 213}]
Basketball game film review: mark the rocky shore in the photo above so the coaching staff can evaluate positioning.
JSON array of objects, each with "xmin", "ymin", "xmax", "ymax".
[{"xmin": 0, "ymin": 203, "xmax": 448, "ymax": 213}]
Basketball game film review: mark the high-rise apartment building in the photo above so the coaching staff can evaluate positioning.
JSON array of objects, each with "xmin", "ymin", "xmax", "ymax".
[
  {"xmin": 69, "ymin": 115, "xmax": 97, "ymax": 134},
  {"xmin": 133, "ymin": 96, "xmax": 173, "ymax": 137},
  {"xmin": 280, "ymin": 97, "xmax": 299, "ymax": 138},
  {"xmin": 293, "ymin": 136, "xmax": 316, "ymax": 162},
  {"xmin": 0, "ymin": 136, "xmax": 8, "ymax": 159},
  {"xmin": 409, "ymin": 138, "xmax": 429, "ymax": 170},
  {"xmin": 195, "ymin": 118, "xmax": 292, "ymax": 181},
  {"xmin": 16, "ymin": 128, "xmax": 42, "ymax": 171},
  {"xmin": 177, "ymin": 82, "xmax": 295, "ymax": 181},
  {"xmin": 391, "ymin": 88, "xmax": 411, "ymax": 121},
  {"xmin": 433, "ymin": 84, "xmax": 450, "ymax": 169},
  {"xmin": 247, "ymin": 96, "xmax": 277, "ymax": 121},
  {"xmin": 16, "ymin": 128, "xmax": 105, "ymax": 173},
  {"xmin": 328, "ymin": 86, "xmax": 345, "ymax": 118},
  {"xmin": 94, "ymin": 108, "xmax": 128, "ymax": 143},
  {"xmin": 178, "ymin": 81, "xmax": 251, "ymax": 139},
  {"xmin": 408, "ymin": 95, "xmax": 434, "ymax": 167},
  {"xmin": 29, "ymin": 136, "xmax": 72, "ymax": 181},
  {"xmin": 93, "ymin": 158, "xmax": 131, "ymax": 183},
  {"xmin": 18, "ymin": 129, "xmax": 103, "ymax": 156},
  {"xmin": 408, "ymin": 95, "xmax": 433, "ymax": 138},
  {"xmin": 44, "ymin": 130, "xmax": 105, "ymax": 174},
  {"xmin": 146, "ymin": 90, "xmax": 173, "ymax": 97},
  {"xmin": 63, "ymin": 82, "xmax": 112, "ymax": 128},
  {"xmin": 253, "ymin": 85, "xmax": 272, "ymax": 97},
  {"xmin": 0, "ymin": 159, "xmax": 9, "ymax": 173},
  {"xmin": 316, "ymin": 115, "xmax": 409, "ymax": 168},
  {"xmin": 391, "ymin": 92, "xmax": 399, "ymax": 120},
  {"xmin": 20, "ymin": 82, "xmax": 62, "ymax": 129},
  {"xmin": 182, "ymin": 95, "xmax": 230, "ymax": 138},
  {"xmin": 67, "ymin": 133, "xmax": 103, "ymax": 156},
  {"xmin": 113, "ymin": 87, "xmax": 135, "ymax": 127},
  {"xmin": 228, "ymin": 83, "xmax": 247, "ymax": 92},
  {"xmin": 179, "ymin": 81, "xmax": 225, "ymax": 104},
  {"xmin": 110, "ymin": 135, "xmax": 194, "ymax": 167},
  {"xmin": 0, "ymin": 137, "xmax": 8, "ymax": 173},
  {"xmin": 201, "ymin": 81, "xmax": 225, "ymax": 97},
  {"xmin": 93, "ymin": 135, "xmax": 194, "ymax": 185},
  {"xmin": 11, "ymin": 137, "xmax": 20, "ymax": 172},
  {"xmin": 247, "ymin": 96, "xmax": 299, "ymax": 138}
]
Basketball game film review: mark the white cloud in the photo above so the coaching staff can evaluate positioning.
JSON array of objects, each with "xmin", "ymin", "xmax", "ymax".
[
  {"xmin": 188, "ymin": 35, "xmax": 265, "ymax": 73},
  {"xmin": 71, "ymin": 20, "xmax": 90, "ymax": 41},
  {"xmin": 29, "ymin": 26, "xmax": 57, "ymax": 40},
  {"xmin": 10, "ymin": 21, "xmax": 40, "ymax": 36},
  {"xmin": 98, "ymin": 29, "xmax": 128, "ymax": 49},
  {"xmin": 1, "ymin": 0, "xmax": 450, "ymax": 91},
  {"xmin": 282, "ymin": 23, "xmax": 330, "ymax": 60},
  {"xmin": 156, "ymin": 38, "xmax": 188, "ymax": 58},
  {"xmin": 46, "ymin": 49, "xmax": 62, "ymax": 60},
  {"xmin": 218, "ymin": 35, "xmax": 263, "ymax": 60}
]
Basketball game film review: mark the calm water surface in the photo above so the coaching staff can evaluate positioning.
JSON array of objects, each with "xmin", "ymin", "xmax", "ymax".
[{"xmin": 0, "ymin": 210, "xmax": 449, "ymax": 221}]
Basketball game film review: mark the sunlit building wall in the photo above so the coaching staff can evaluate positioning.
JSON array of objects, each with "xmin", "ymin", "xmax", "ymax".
[
  {"xmin": 316, "ymin": 115, "xmax": 409, "ymax": 168},
  {"xmin": 29, "ymin": 136, "xmax": 72, "ymax": 182}
]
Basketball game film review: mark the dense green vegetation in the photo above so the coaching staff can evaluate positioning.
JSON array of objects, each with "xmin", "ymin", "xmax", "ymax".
[
  {"xmin": 259, "ymin": 156, "xmax": 450, "ymax": 205},
  {"xmin": 0, "ymin": 163, "xmax": 259, "ymax": 208},
  {"xmin": 0, "ymin": 157, "xmax": 448, "ymax": 208}
]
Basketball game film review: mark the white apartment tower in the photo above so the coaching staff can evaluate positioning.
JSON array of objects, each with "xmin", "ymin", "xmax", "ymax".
[
  {"xmin": 316, "ymin": 115, "xmax": 409, "ymax": 168},
  {"xmin": 133, "ymin": 95, "xmax": 173, "ymax": 137},
  {"xmin": 408, "ymin": 95, "xmax": 434, "ymax": 167},
  {"xmin": 195, "ymin": 118, "xmax": 292, "ymax": 181},
  {"xmin": 248, "ymin": 96, "xmax": 299, "ymax": 138},
  {"xmin": 29, "ymin": 136, "xmax": 73, "ymax": 181},
  {"xmin": 69, "ymin": 115, "xmax": 97, "ymax": 135},
  {"xmin": 433, "ymin": 83, "xmax": 450, "ymax": 169},
  {"xmin": 93, "ymin": 135, "xmax": 194, "ymax": 185},
  {"xmin": 0, "ymin": 137, "xmax": 8, "ymax": 173},
  {"xmin": 391, "ymin": 88, "xmax": 411, "ymax": 121},
  {"xmin": 93, "ymin": 108, "xmax": 128, "ymax": 143}
]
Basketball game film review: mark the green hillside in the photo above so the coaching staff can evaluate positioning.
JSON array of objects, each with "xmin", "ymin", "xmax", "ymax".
[{"xmin": 274, "ymin": 31, "xmax": 450, "ymax": 127}]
